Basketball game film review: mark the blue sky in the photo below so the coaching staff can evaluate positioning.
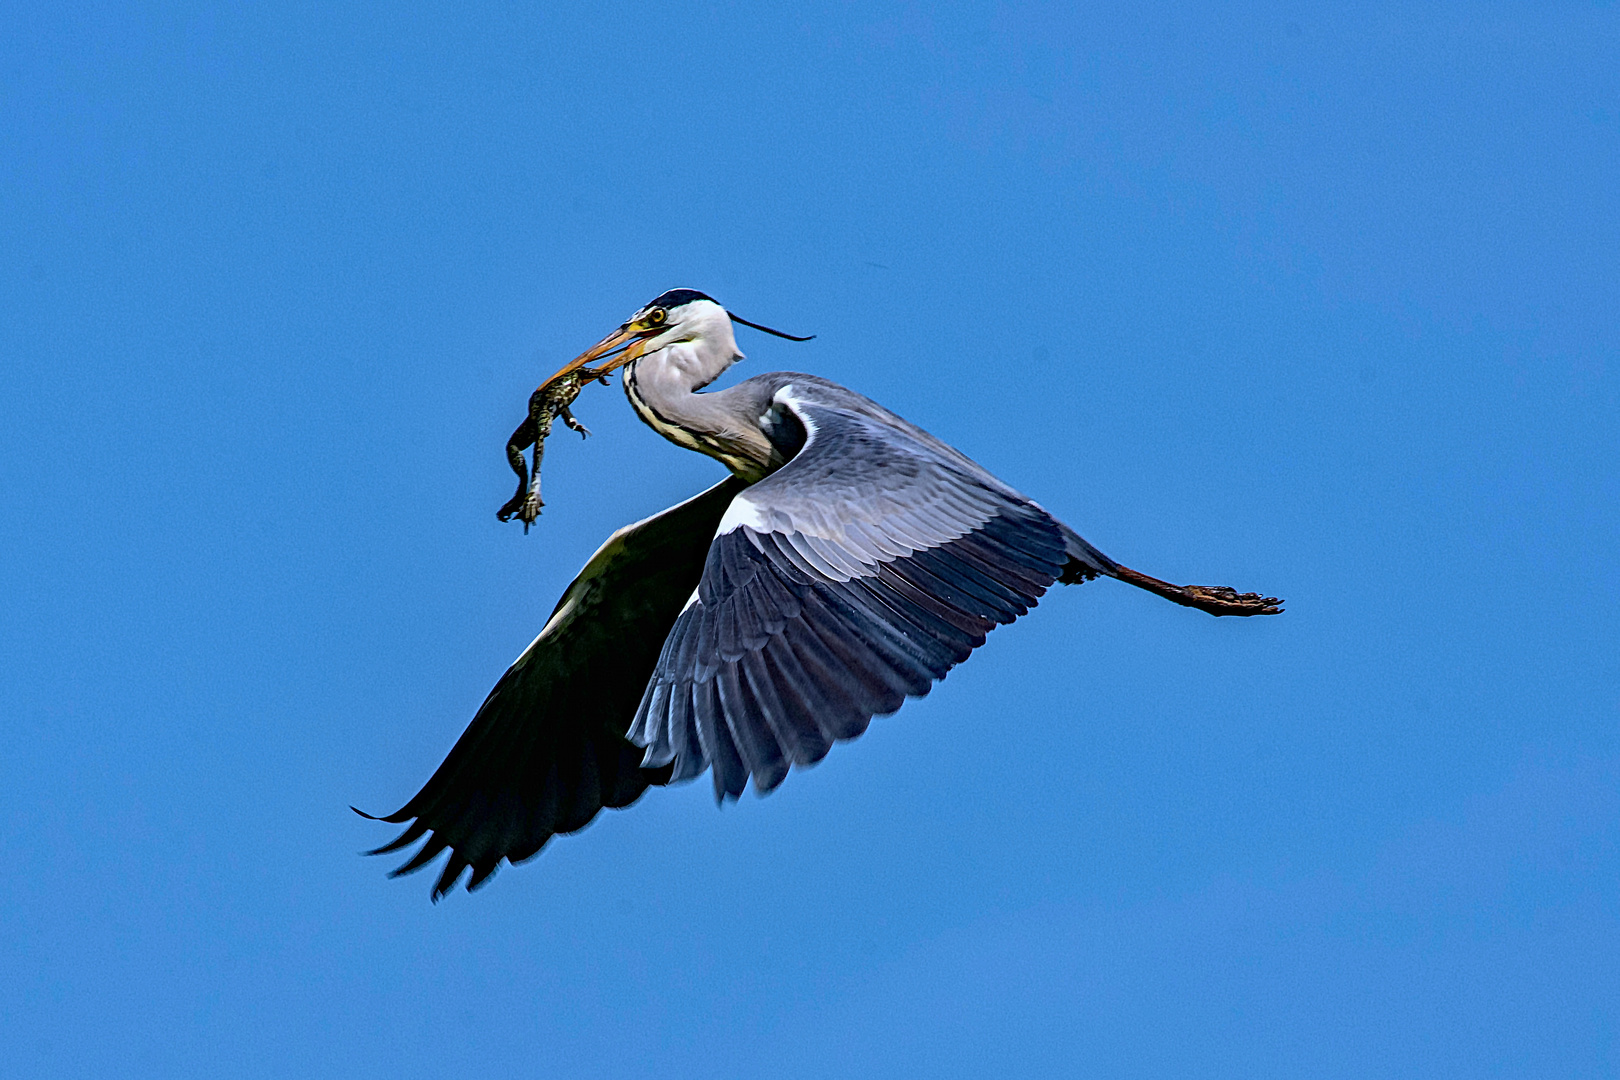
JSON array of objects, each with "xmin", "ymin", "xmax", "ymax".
[{"xmin": 2, "ymin": 2, "xmax": 1617, "ymax": 1076}]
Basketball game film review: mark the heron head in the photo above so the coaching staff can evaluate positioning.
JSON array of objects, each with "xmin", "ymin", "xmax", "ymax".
[
  {"xmin": 623, "ymin": 289, "xmax": 743, "ymax": 370},
  {"xmin": 538, "ymin": 289, "xmax": 739, "ymax": 391},
  {"xmin": 537, "ymin": 290, "xmax": 814, "ymax": 394}
]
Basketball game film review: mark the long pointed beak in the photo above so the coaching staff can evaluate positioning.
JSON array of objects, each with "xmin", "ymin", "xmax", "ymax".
[{"xmin": 538, "ymin": 324, "xmax": 652, "ymax": 391}]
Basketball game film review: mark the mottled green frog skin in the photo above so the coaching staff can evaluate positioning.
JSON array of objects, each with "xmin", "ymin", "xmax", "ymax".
[{"xmin": 498, "ymin": 370, "xmax": 596, "ymax": 530}]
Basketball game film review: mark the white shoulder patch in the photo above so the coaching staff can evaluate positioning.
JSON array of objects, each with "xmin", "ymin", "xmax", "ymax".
[
  {"xmin": 773, "ymin": 384, "xmax": 818, "ymax": 437},
  {"xmin": 716, "ymin": 494, "xmax": 769, "ymax": 535}
]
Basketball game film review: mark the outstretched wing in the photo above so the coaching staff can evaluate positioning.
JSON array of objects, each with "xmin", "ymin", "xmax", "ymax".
[
  {"xmin": 627, "ymin": 378, "xmax": 1116, "ymax": 801},
  {"xmin": 362, "ymin": 476, "xmax": 747, "ymax": 899}
]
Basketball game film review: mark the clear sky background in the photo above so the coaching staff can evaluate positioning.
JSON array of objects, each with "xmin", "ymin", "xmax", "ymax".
[{"xmin": 3, "ymin": 3, "xmax": 1617, "ymax": 1077}]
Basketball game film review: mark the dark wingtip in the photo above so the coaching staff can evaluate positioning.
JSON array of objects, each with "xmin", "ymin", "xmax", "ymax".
[
  {"xmin": 430, "ymin": 855, "xmax": 470, "ymax": 901},
  {"xmin": 369, "ymin": 820, "xmax": 431, "ymax": 858},
  {"xmin": 352, "ymin": 801, "xmax": 414, "ymax": 824},
  {"xmin": 466, "ymin": 859, "xmax": 503, "ymax": 891}
]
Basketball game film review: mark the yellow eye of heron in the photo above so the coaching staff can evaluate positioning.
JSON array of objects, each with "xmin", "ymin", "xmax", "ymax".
[{"xmin": 646, "ymin": 308, "xmax": 667, "ymax": 326}]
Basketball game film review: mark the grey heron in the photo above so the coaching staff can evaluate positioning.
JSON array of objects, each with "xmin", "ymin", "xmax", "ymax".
[{"xmin": 361, "ymin": 288, "xmax": 1282, "ymax": 899}]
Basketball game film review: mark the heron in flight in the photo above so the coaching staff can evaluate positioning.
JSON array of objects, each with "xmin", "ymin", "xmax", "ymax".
[{"xmin": 362, "ymin": 288, "xmax": 1282, "ymax": 899}]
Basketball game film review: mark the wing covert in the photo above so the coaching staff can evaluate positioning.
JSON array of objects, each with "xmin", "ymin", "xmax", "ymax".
[{"xmin": 627, "ymin": 381, "xmax": 1108, "ymax": 800}]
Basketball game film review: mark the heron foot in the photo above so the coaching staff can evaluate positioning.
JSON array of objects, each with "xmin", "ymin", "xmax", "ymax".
[
  {"xmin": 1110, "ymin": 565, "xmax": 1283, "ymax": 617},
  {"xmin": 1179, "ymin": 584, "xmax": 1284, "ymax": 617}
]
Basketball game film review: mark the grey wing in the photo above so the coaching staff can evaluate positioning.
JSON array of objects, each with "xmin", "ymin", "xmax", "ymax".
[
  {"xmin": 626, "ymin": 380, "xmax": 1116, "ymax": 801},
  {"xmin": 361, "ymin": 476, "xmax": 747, "ymax": 899}
]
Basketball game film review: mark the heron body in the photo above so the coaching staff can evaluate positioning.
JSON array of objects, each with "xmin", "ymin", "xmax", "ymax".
[{"xmin": 363, "ymin": 289, "xmax": 1281, "ymax": 899}]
